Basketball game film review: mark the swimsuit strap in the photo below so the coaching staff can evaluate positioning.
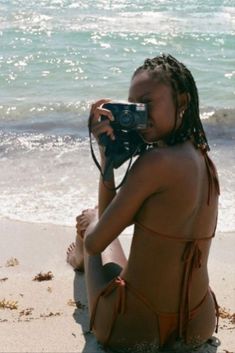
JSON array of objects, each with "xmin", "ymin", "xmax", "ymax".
[
  {"xmin": 178, "ymin": 240, "xmax": 202, "ymax": 338},
  {"xmin": 178, "ymin": 239, "xmax": 219, "ymax": 340},
  {"xmin": 210, "ymin": 287, "xmax": 220, "ymax": 333},
  {"xmin": 176, "ymin": 151, "xmax": 220, "ymax": 337},
  {"xmin": 135, "ymin": 221, "xmax": 215, "ymax": 241},
  {"xmin": 90, "ymin": 276, "xmax": 126, "ymax": 345},
  {"xmin": 203, "ymin": 151, "xmax": 220, "ymax": 205},
  {"xmin": 90, "ymin": 276, "xmax": 159, "ymax": 346}
]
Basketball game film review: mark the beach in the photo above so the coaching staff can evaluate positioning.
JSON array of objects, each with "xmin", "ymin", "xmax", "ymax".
[
  {"xmin": 1, "ymin": 0, "xmax": 235, "ymax": 352},
  {"xmin": 0, "ymin": 218, "xmax": 234, "ymax": 353}
]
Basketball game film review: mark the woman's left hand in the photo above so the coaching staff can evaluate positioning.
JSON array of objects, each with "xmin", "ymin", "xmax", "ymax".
[{"xmin": 76, "ymin": 207, "xmax": 98, "ymax": 233}]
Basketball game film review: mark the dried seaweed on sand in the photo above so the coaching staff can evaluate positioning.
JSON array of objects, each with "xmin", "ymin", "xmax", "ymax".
[
  {"xmin": 0, "ymin": 299, "xmax": 18, "ymax": 310},
  {"xmin": 19, "ymin": 308, "xmax": 34, "ymax": 317},
  {"xmin": 33, "ymin": 271, "xmax": 54, "ymax": 282},
  {"xmin": 5, "ymin": 257, "xmax": 19, "ymax": 267},
  {"xmin": 0, "ymin": 277, "xmax": 8, "ymax": 282},
  {"xmin": 67, "ymin": 299, "xmax": 85, "ymax": 309},
  {"xmin": 219, "ymin": 307, "xmax": 235, "ymax": 324},
  {"xmin": 40, "ymin": 312, "xmax": 61, "ymax": 318}
]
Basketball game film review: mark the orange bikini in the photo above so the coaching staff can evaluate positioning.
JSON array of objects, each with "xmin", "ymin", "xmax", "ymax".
[
  {"xmin": 90, "ymin": 224, "xmax": 220, "ymax": 347},
  {"xmin": 90, "ymin": 152, "xmax": 220, "ymax": 348}
]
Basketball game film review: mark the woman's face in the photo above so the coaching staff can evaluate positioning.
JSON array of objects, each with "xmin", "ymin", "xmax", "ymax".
[{"xmin": 128, "ymin": 70, "xmax": 180, "ymax": 143}]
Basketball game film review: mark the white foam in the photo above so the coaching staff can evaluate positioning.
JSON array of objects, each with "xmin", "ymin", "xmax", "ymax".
[{"xmin": 0, "ymin": 138, "xmax": 234, "ymax": 232}]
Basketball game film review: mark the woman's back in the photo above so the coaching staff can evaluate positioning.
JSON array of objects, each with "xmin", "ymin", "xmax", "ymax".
[
  {"xmin": 122, "ymin": 142, "xmax": 219, "ymax": 312},
  {"xmin": 135, "ymin": 142, "xmax": 218, "ymax": 237}
]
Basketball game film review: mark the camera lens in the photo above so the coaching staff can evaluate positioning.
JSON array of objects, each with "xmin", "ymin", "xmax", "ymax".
[{"xmin": 119, "ymin": 110, "xmax": 134, "ymax": 129}]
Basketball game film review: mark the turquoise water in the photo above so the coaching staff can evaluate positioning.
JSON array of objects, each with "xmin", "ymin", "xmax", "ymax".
[
  {"xmin": 0, "ymin": 0, "xmax": 234, "ymax": 116},
  {"xmin": 0, "ymin": 0, "xmax": 234, "ymax": 230}
]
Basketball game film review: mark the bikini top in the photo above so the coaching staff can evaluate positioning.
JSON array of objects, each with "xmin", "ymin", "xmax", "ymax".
[{"xmin": 134, "ymin": 220, "xmax": 219, "ymax": 341}]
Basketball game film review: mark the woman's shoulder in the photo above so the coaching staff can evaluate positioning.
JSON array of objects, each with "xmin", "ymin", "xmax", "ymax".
[
  {"xmin": 134, "ymin": 145, "xmax": 181, "ymax": 170},
  {"xmin": 128, "ymin": 146, "xmax": 177, "ymax": 187},
  {"xmin": 131, "ymin": 143, "xmax": 200, "ymax": 182}
]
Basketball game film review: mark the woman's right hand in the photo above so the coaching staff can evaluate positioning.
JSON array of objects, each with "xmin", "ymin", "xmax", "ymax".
[{"xmin": 88, "ymin": 98, "xmax": 116, "ymax": 144}]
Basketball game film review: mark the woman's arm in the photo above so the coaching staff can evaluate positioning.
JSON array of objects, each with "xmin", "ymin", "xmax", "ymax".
[
  {"xmin": 98, "ymin": 148, "xmax": 116, "ymax": 218},
  {"xmin": 89, "ymin": 99, "xmax": 117, "ymax": 217},
  {"xmin": 85, "ymin": 149, "xmax": 167, "ymax": 255}
]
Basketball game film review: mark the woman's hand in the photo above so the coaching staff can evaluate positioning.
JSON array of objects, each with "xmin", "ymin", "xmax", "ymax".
[
  {"xmin": 89, "ymin": 100, "xmax": 117, "ymax": 214},
  {"xmin": 89, "ymin": 99, "xmax": 116, "ymax": 145},
  {"xmin": 76, "ymin": 207, "xmax": 98, "ymax": 238}
]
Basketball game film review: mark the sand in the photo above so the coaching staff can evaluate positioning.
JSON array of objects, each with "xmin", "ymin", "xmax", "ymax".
[{"xmin": 0, "ymin": 218, "xmax": 234, "ymax": 353}]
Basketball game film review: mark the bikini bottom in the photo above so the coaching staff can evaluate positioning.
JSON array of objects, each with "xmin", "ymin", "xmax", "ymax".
[{"xmin": 90, "ymin": 276, "xmax": 219, "ymax": 349}]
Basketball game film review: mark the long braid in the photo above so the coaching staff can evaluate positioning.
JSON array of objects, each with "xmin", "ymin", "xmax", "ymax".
[{"xmin": 133, "ymin": 54, "xmax": 210, "ymax": 152}]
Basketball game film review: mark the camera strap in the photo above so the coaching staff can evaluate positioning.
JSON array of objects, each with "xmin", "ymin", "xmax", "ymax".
[{"xmin": 88, "ymin": 128, "xmax": 137, "ymax": 191}]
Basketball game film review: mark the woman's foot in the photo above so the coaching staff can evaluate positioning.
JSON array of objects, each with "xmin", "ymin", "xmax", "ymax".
[
  {"xmin": 66, "ymin": 207, "xmax": 98, "ymax": 271},
  {"xmin": 66, "ymin": 241, "xmax": 84, "ymax": 271}
]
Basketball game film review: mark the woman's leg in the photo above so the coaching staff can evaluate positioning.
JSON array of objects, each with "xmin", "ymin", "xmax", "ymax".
[
  {"xmin": 67, "ymin": 208, "xmax": 127, "ymax": 312},
  {"xmin": 83, "ymin": 224, "xmax": 127, "ymax": 315}
]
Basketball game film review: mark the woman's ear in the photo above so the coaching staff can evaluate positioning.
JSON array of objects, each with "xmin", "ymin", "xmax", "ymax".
[{"xmin": 178, "ymin": 92, "xmax": 190, "ymax": 112}]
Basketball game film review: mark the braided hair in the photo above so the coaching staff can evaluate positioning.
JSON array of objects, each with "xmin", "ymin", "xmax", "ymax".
[{"xmin": 133, "ymin": 54, "xmax": 210, "ymax": 151}]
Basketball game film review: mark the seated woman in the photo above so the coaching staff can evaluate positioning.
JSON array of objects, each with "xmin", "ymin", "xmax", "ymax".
[{"xmin": 67, "ymin": 54, "xmax": 220, "ymax": 352}]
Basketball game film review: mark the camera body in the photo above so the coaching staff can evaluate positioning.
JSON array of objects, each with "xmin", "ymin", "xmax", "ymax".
[
  {"xmin": 102, "ymin": 102, "xmax": 148, "ymax": 130},
  {"xmin": 96, "ymin": 102, "xmax": 148, "ymax": 177}
]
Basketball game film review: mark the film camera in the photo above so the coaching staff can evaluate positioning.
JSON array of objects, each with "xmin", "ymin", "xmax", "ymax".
[
  {"xmin": 93, "ymin": 102, "xmax": 148, "ymax": 183},
  {"xmin": 89, "ymin": 101, "xmax": 149, "ymax": 187},
  {"xmin": 99, "ymin": 102, "xmax": 148, "ymax": 149},
  {"xmin": 102, "ymin": 102, "xmax": 148, "ymax": 131}
]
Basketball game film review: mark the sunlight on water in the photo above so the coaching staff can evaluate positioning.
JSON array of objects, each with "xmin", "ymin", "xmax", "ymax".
[{"xmin": 0, "ymin": 0, "xmax": 234, "ymax": 230}]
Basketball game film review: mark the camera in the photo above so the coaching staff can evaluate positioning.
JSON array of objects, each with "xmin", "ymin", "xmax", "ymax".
[
  {"xmin": 102, "ymin": 102, "xmax": 148, "ymax": 130},
  {"xmin": 90, "ymin": 101, "xmax": 148, "ymax": 185}
]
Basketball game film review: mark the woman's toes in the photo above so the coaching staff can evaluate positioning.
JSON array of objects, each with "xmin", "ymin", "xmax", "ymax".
[
  {"xmin": 67, "ymin": 242, "xmax": 75, "ymax": 254},
  {"xmin": 66, "ymin": 242, "xmax": 84, "ymax": 271}
]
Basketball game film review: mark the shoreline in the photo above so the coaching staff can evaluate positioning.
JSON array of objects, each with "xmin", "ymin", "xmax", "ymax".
[{"xmin": 0, "ymin": 218, "xmax": 234, "ymax": 352}]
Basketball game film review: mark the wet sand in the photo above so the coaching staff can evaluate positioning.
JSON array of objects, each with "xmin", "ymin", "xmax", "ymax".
[{"xmin": 0, "ymin": 218, "xmax": 234, "ymax": 352}]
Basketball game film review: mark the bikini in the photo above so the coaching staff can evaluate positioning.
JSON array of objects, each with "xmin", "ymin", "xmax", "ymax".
[{"xmin": 90, "ymin": 152, "xmax": 220, "ymax": 348}]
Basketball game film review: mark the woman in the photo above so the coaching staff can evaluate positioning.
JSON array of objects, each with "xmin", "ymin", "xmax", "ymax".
[{"xmin": 67, "ymin": 54, "xmax": 220, "ymax": 352}]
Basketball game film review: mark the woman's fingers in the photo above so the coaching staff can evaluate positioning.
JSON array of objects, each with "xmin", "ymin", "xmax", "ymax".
[
  {"xmin": 76, "ymin": 214, "xmax": 83, "ymax": 223},
  {"xmin": 75, "ymin": 208, "xmax": 98, "ymax": 236},
  {"xmin": 92, "ymin": 121, "xmax": 115, "ymax": 141},
  {"xmin": 89, "ymin": 98, "xmax": 115, "ymax": 142},
  {"xmin": 89, "ymin": 98, "xmax": 111, "ymax": 125},
  {"xmin": 90, "ymin": 98, "xmax": 111, "ymax": 115},
  {"xmin": 93, "ymin": 107, "xmax": 114, "ymax": 123},
  {"xmin": 76, "ymin": 216, "xmax": 87, "ymax": 227}
]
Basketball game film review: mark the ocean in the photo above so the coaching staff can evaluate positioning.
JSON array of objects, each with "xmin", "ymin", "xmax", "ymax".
[{"xmin": 0, "ymin": 0, "xmax": 234, "ymax": 232}]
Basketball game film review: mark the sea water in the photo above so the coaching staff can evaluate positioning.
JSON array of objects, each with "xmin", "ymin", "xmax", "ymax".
[{"xmin": 0, "ymin": 0, "xmax": 234, "ymax": 232}]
